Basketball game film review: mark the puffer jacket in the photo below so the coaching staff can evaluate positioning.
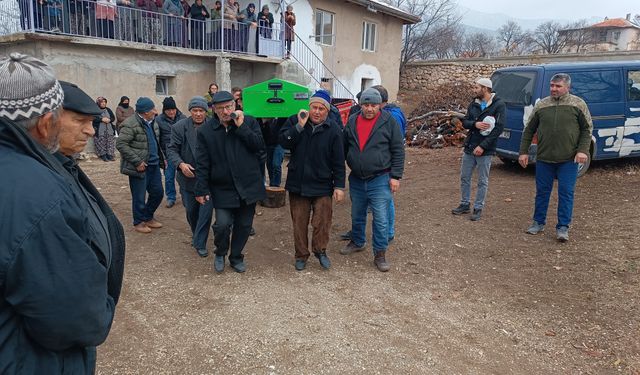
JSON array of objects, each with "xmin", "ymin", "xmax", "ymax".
[{"xmin": 116, "ymin": 114, "xmax": 165, "ymax": 178}]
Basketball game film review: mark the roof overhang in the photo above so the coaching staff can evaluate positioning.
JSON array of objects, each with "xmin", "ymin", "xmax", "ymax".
[{"xmin": 344, "ymin": 0, "xmax": 421, "ymax": 24}]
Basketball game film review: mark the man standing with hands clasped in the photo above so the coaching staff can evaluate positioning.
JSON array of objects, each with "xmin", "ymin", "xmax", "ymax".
[
  {"xmin": 519, "ymin": 73, "xmax": 593, "ymax": 242},
  {"xmin": 279, "ymin": 90, "xmax": 346, "ymax": 271},
  {"xmin": 194, "ymin": 91, "xmax": 266, "ymax": 273},
  {"xmin": 451, "ymin": 77, "xmax": 505, "ymax": 221},
  {"xmin": 341, "ymin": 88, "xmax": 405, "ymax": 272}
]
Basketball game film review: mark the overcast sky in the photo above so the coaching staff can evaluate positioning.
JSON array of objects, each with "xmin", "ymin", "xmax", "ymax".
[{"xmin": 455, "ymin": 0, "xmax": 638, "ymax": 21}]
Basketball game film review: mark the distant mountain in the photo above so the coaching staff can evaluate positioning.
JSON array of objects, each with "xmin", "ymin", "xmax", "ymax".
[{"xmin": 457, "ymin": 6, "xmax": 602, "ymax": 33}]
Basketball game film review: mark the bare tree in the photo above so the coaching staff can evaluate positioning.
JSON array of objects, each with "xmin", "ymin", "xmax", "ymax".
[
  {"xmin": 382, "ymin": 0, "xmax": 461, "ymax": 70},
  {"xmin": 496, "ymin": 21, "xmax": 527, "ymax": 56},
  {"xmin": 461, "ymin": 32, "xmax": 497, "ymax": 58},
  {"xmin": 563, "ymin": 20, "xmax": 597, "ymax": 53},
  {"xmin": 531, "ymin": 21, "xmax": 569, "ymax": 54}
]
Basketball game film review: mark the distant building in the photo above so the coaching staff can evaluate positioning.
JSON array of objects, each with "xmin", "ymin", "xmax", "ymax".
[{"xmin": 560, "ymin": 14, "xmax": 640, "ymax": 53}]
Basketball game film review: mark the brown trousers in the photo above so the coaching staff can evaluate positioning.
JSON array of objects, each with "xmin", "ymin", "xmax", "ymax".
[{"xmin": 289, "ymin": 193, "xmax": 333, "ymax": 260}]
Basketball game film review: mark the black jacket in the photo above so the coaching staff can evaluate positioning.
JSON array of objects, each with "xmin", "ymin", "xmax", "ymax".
[
  {"xmin": 344, "ymin": 110, "xmax": 405, "ymax": 180},
  {"xmin": 462, "ymin": 94, "xmax": 506, "ymax": 156},
  {"xmin": 260, "ymin": 117, "xmax": 287, "ymax": 146},
  {"xmin": 156, "ymin": 110, "xmax": 186, "ymax": 153},
  {"xmin": 167, "ymin": 117, "xmax": 202, "ymax": 193},
  {"xmin": 279, "ymin": 118, "xmax": 345, "ymax": 197},
  {"xmin": 194, "ymin": 116, "xmax": 266, "ymax": 208},
  {"xmin": 0, "ymin": 118, "xmax": 121, "ymax": 374}
]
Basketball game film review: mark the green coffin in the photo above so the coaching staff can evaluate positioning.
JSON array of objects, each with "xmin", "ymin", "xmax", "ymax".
[{"xmin": 242, "ymin": 79, "xmax": 311, "ymax": 118}]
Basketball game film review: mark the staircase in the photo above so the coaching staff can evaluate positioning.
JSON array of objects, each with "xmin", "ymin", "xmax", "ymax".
[{"xmin": 284, "ymin": 24, "xmax": 355, "ymax": 100}]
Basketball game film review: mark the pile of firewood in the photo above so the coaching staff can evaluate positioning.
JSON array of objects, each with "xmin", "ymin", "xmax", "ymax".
[
  {"xmin": 407, "ymin": 111, "xmax": 466, "ymax": 148},
  {"xmin": 403, "ymin": 82, "xmax": 475, "ymax": 149}
]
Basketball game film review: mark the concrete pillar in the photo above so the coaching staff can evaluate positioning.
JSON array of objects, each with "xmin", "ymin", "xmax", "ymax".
[{"xmin": 215, "ymin": 57, "xmax": 232, "ymax": 91}]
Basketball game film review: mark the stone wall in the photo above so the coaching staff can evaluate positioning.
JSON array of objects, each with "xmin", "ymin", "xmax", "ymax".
[
  {"xmin": 400, "ymin": 62, "xmax": 509, "ymax": 93},
  {"xmin": 400, "ymin": 50, "xmax": 640, "ymax": 95}
]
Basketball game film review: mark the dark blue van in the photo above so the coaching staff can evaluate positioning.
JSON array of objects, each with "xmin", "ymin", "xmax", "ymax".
[{"xmin": 492, "ymin": 61, "xmax": 640, "ymax": 176}]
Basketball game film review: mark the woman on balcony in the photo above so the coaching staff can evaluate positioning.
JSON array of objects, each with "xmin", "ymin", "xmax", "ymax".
[
  {"xmin": 163, "ymin": 0, "xmax": 183, "ymax": 46},
  {"xmin": 284, "ymin": 4, "xmax": 296, "ymax": 58},
  {"xmin": 96, "ymin": 0, "xmax": 117, "ymax": 39},
  {"xmin": 189, "ymin": 0, "xmax": 209, "ymax": 49}
]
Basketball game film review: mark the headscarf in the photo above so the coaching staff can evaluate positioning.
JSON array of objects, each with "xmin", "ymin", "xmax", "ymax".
[
  {"xmin": 118, "ymin": 95, "xmax": 130, "ymax": 108},
  {"xmin": 96, "ymin": 96, "xmax": 107, "ymax": 108},
  {"xmin": 246, "ymin": 3, "xmax": 255, "ymax": 17}
]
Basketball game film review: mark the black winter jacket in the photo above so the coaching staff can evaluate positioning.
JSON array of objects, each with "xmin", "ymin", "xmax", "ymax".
[
  {"xmin": 167, "ymin": 117, "xmax": 202, "ymax": 193},
  {"xmin": 279, "ymin": 118, "xmax": 345, "ymax": 197},
  {"xmin": 0, "ymin": 118, "xmax": 121, "ymax": 374},
  {"xmin": 344, "ymin": 111, "xmax": 405, "ymax": 180},
  {"xmin": 156, "ymin": 110, "xmax": 186, "ymax": 153},
  {"xmin": 194, "ymin": 116, "xmax": 266, "ymax": 208},
  {"xmin": 462, "ymin": 94, "xmax": 506, "ymax": 156}
]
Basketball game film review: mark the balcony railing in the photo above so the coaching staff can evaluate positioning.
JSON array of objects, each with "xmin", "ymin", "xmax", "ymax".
[{"xmin": 1, "ymin": 0, "xmax": 284, "ymax": 57}]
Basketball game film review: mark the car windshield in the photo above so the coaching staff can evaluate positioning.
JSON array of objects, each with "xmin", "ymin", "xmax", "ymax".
[{"xmin": 492, "ymin": 71, "xmax": 537, "ymax": 106}]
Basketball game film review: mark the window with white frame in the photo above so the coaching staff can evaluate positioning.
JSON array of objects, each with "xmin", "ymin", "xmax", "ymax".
[
  {"xmin": 315, "ymin": 9, "xmax": 334, "ymax": 45},
  {"xmin": 155, "ymin": 76, "xmax": 175, "ymax": 96},
  {"xmin": 362, "ymin": 21, "xmax": 377, "ymax": 51}
]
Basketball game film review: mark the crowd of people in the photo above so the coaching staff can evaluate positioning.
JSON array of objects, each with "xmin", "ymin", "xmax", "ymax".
[
  {"xmin": 0, "ymin": 51, "xmax": 592, "ymax": 372},
  {"xmin": 18, "ymin": 0, "xmax": 295, "ymax": 53}
]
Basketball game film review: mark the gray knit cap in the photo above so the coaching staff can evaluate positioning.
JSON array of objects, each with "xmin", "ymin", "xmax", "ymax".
[
  {"xmin": 0, "ymin": 53, "xmax": 64, "ymax": 121},
  {"xmin": 188, "ymin": 96, "xmax": 208, "ymax": 111},
  {"xmin": 359, "ymin": 88, "xmax": 382, "ymax": 105}
]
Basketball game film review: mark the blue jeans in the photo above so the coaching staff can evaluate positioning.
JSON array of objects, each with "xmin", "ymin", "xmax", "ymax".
[
  {"xmin": 534, "ymin": 160, "xmax": 578, "ymax": 229},
  {"xmin": 266, "ymin": 144, "xmax": 285, "ymax": 187},
  {"xmin": 460, "ymin": 152, "xmax": 493, "ymax": 210},
  {"xmin": 388, "ymin": 198, "xmax": 395, "ymax": 239},
  {"xmin": 349, "ymin": 173, "xmax": 392, "ymax": 254},
  {"xmin": 182, "ymin": 189, "xmax": 214, "ymax": 250},
  {"xmin": 213, "ymin": 203, "xmax": 256, "ymax": 264},
  {"xmin": 129, "ymin": 164, "xmax": 164, "ymax": 225},
  {"xmin": 164, "ymin": 160, "xmax": 177, "ymax": 202}
]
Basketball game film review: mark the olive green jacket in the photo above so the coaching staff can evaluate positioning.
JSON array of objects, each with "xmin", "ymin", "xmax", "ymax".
[
  {"xmin": 116, "ymin": 114, "xmax": 165, "ymax": 178},
  {"xmin": 520, "ymin": 93, "xmax": 593, "ymax": 163}
]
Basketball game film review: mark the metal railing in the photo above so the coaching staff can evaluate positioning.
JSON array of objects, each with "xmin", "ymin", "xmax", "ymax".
[
  {"xmin": 285, "ymin": 23, "xmax": 355, "ymax": 100},
  {"xmin": 1, "ymin": 0, "xmax": 354, "ymax": 99},
  {"xmin": 4, "ymin": 0, "xmax": 284, "ymax": 57}
]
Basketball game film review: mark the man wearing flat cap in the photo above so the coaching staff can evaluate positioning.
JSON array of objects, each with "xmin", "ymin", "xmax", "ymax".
[
  {"xmin": 279, "ymin": 90, "xmax": 346, "ymax": 271},
  {"xmin": 195, "ymin": 90, "xmax": 266, "ymax": 273},
  {"xmin": 0, "ymin": 53, "xmax": 120, "ymax": 373},
  {"xmin": 117, "ymin": 96, "xmax": 166, "ymax": 233},
  {"xmin": 168, "ymin": 96, "xmax": 214, "ymax": 258},
  {"xmin": 341, "ymin": 87, "xmax": 405, "ymax": 272}
]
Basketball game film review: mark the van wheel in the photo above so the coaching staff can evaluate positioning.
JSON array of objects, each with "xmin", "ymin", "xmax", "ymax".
[{"xmin": 577, "ymin": 152, "xmax": 591, "ymax": 178}]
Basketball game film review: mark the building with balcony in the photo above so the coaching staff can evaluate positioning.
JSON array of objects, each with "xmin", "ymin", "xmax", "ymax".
[{"xmin": 0, "ymin": 0, "xmax": 418, "ymax": 106}]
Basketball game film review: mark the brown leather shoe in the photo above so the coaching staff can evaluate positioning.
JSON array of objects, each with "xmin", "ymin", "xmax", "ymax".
[
  {"xmin": 374, "ymin": 251, "xmax": 390, "ymax": 272},
  {"xmin": 144, "ymin": 219, "xmax": 163, "ymax": 228},
  {"xmin": 134, "ymin": 223, "xmax": 152, "ymax": 233}
]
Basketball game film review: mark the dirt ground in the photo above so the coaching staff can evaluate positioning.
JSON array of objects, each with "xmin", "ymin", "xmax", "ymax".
[{"xmin": 89, "ymin": 147, "xmax": 640, "ymax": 375}]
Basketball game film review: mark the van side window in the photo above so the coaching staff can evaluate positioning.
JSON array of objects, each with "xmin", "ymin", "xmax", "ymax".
[
  {"xmin": 569, "ymin": 70, "xmax": 621, "ymax": 103},
  {"xmin": 492, "ymin": 71, "xmax": 536, "ymax": 106},
  {"xmin": 628, "ymin": 70, "xmax": 640, "ymax": 101}
]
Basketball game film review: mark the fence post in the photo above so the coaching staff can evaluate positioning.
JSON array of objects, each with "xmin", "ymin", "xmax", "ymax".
[
  {"xmin": 27, "ymin": 0, "xmax": 35, "ymax": 31},
  {"xmin": 220, "ymin": 18, "xmax": 224, "ymax": 53}
]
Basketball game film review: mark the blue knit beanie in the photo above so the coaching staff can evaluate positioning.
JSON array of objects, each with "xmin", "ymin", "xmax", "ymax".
[
  {"xmin": 136, "ymin": 97, "xmax": 155, "ymax": 113},
  {"xmin": 309, "ymin": 89, "xmax": 331, "ymax": 110}
]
